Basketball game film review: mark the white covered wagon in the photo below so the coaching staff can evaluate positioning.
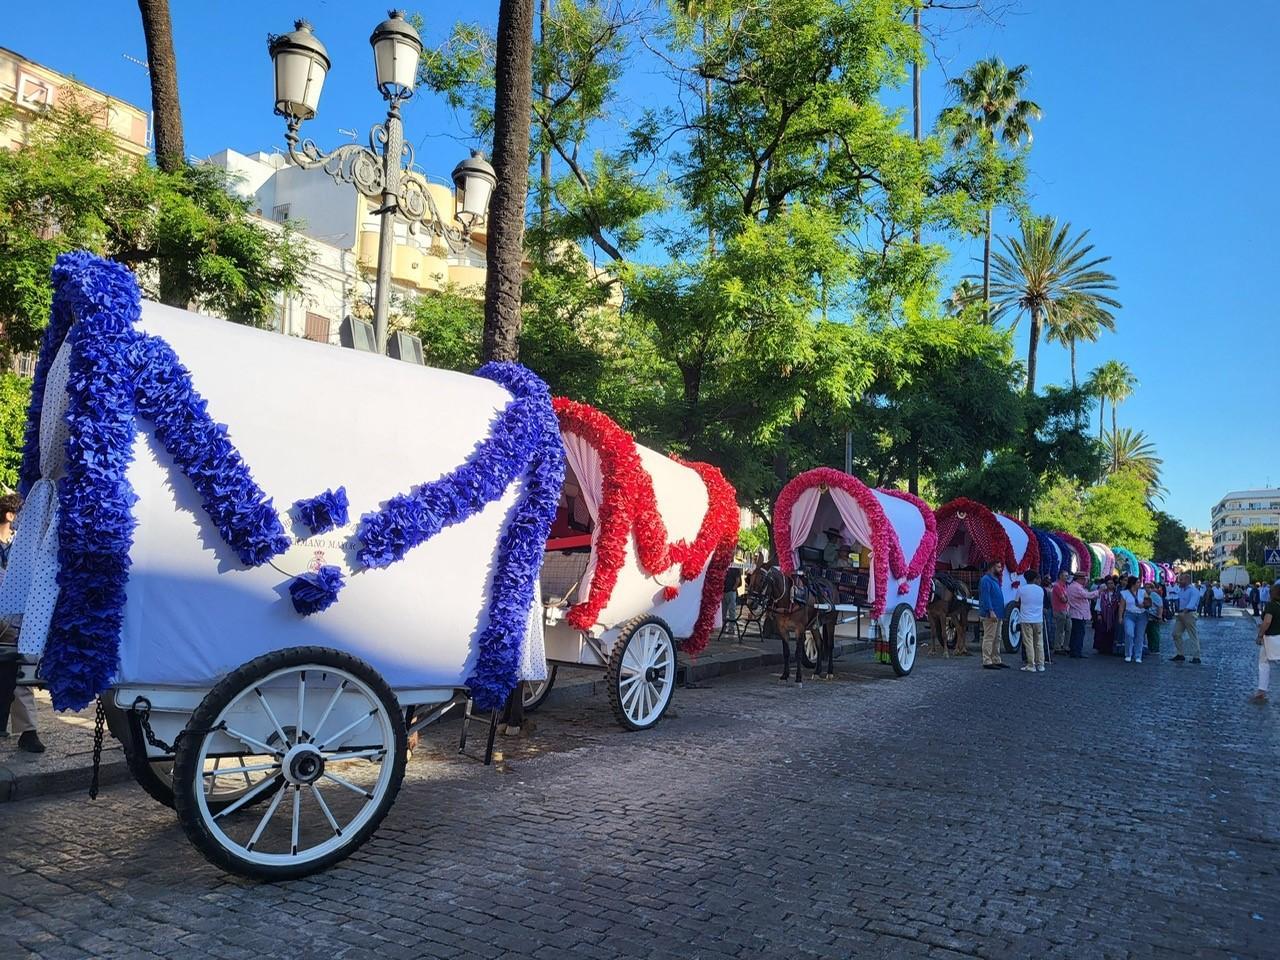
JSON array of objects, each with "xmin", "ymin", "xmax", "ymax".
[
  {"xmin": 933, "ymin": 498, "xmax": 1040, "ymax": 653},
  {"xmin": 530, "ymin": 398, "xmax": 739, "ymax": 730},
  {"xmin": 772, "ymin": 467, "xmax": 937, "ymax": 677},
  {"xmin": 0, "ymin": 253, "xmax": 562, "ymax": 879}
]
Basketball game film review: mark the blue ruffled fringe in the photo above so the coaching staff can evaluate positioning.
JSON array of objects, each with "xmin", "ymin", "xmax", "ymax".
[
  {"xmin": 294, "ymin": 487, "xmax": 349, "ymax": 535},
  {"xmin": 289, "ymin": 565, "xmax": 346, "ymax": 615}
]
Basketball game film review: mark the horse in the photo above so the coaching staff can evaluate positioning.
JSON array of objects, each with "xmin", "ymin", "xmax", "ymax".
[
  {"xmin": 749, "ymin": 566, "xmax": 833, "ymax": 683},
  {"xmin": 927, "ymin": 573, "xmax": 972, "ymax": 657}
]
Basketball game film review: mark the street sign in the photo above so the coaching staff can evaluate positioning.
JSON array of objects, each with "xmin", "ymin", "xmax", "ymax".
[{"xmin": 1265, "ymin": 548, "xmax": 1280, "ymax": 566}]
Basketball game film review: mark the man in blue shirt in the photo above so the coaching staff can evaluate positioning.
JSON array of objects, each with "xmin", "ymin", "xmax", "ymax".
[
  {"xmin": 979, "ymin": 559, "xmax": 1008, "ymax": 669},
  {"xmin": 1171, "ymin": 573, "xmax": 1202, "ymax": 663}
]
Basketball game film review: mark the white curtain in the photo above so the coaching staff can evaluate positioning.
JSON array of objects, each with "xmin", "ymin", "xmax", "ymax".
[
  {"xmin": 560, "ymin": 431, "xmax": 604, "ymax": 601},
  {"xmin": 787, "ymin": 487, "xmax": 822, "ymax": 566},
  {"xmin": 828, "ymin": 488, "xmax": 877, "ymax": 605}
]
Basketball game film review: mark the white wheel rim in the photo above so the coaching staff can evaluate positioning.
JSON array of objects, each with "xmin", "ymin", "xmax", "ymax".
[
  {"xmin": 192, "ymin": 665, "xmax": 397, "ymax": 868},
  {"xmin": 896, "ymin": 610, "xmax": 916, "ymax": 670},
  {"xmin": 618, "ymin": 624, "xmax": 674, "ymax": 727},
  {"xmin": 523, "ymin": 677, "xmax": 549, "ymax": 708},
  {"xmin": 154, "ymin": 756, "xmax": 276, "ymax": 803},
  {"xmin": 1008, "ymin": 608, "xmax": 1021, "ymax": 649}
]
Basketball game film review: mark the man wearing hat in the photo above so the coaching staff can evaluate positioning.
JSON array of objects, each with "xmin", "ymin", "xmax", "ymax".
[
  {"xmin": 1065, "ymin": 571, "xmax": 1098, "ymax": 659},
  {"xmin": 816, "ymin": 526, "xmax": 847, "ymax": 567}
]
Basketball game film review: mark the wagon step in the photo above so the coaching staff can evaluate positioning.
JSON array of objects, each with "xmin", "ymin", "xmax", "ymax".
[{"xmin": 457, "ymin": 698, "xmax": 500, "ymax": 766}]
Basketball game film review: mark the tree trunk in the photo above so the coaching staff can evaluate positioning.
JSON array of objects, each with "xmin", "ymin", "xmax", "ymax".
[
  {"xmin": 1069, "ymin": 340, "xmax": 1077, "ymax": 390},
  {"xmin": 982, "ymin": 206, "xmax": 992, "ymax": 324},
  {"xmin": 483, "ymin": 0, "xmax": 536, "ymax": 363},
  {"xmin": 911, "ymin": 5, "xmax": 921, "ymax": 245},
  {"xmin": 702, "ymin": 21, "xmax": 715, "ymax": 254},
  {"xmin": 137, "ymin": 0, "xmax": 184, "ymax": 173},
  {"xmin": 539, "ymin": 0, "xmax": 550, "ymax": 234},
  {"xmin": 1098, "ymin": 398, "xmax": 1104, "ymax": 441},
  {"xmin": 1025, "ymin": 303, "xmax": 1041, "ymax": 395}
]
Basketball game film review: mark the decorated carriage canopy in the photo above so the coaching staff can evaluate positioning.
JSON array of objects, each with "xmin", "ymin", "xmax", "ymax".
[
  {"xmin": 1053, "ymin": 530, "xmax": 1092, "ymax": 578},
  {"xmin": 933, "ymin": 498, "xmax": 1040, "ymax": 601},
  {"xmin": 0, "ymin": 252, "xmax": 563, "ymax": 713},
  {"xmin": 772, "ymin": 468, "xmax": 937, "ymax": 619},
  {"xmin": 1090, "ymin": 543, "xmax": 1116, "ymax": 579},
  {"xmin": 1138, "ymin": 560, "xmax": 1156, "ymax": 584},
  {"xmin": 545, "ymin": 398, "xmax": 738, "ymax": 656},
  {"xmin": 1033, "ymin": 528, "xmax": 1067, "ymax": 581},
  {"xmin": 1111, "ymin": 545, "xmax": 1140, "ymax": 579}
]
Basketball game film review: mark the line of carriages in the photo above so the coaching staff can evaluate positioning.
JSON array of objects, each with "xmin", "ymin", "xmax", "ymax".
[{"xmin": 0, "ymin": 252, "xmax": 1182, "ymax": 882}]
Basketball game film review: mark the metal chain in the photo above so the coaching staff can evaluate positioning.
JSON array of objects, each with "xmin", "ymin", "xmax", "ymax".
[
  {"xmin": 130, "ymin": 697, "xmax": 227, "ymax": 755},
  {"xmin": 88, "ymin": 698, "xmax": 105, "ymax": 800}
]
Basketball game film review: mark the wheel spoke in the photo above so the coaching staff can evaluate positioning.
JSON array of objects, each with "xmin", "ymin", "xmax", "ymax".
[
  {"xmin": 213, "ymin": 772, "xmax": 283, "ymax": 820},
  {"xmin": 316, "ymin": 707, "xmax": 378, "ymax": 751},
  {"xmin": 245, "ymin": 780, "xmax": 287, "ymax": 851},
  {"xmin": 309, "ymin": 784, "xmax": 342, "ymax": 837},
  {"xmin": 254, "ymin": 688, "xmax": 292, "ymax": 749},
  {"xmin": 322, "ymin": 748, "xmax": 385, "ymax": 762},
  {"xmin": 222, "ymin": 726, "xmax": 282, "ymax": 758},
  {"xmin": 296, "ymin": 671, "xmax": 306, "ymax": 740},
  {"xmin": 322, "ymin": 771, "xmax": 375, "ymax": 800},
  {"xmin": 203, "ymin": 761, "xmax": 281, "ymax": 778},
  {"xmin": 621, "ymin": 675, "xmax": 644, "ymax": 712},
  {"xmin": 309, "ymin": 680, "xmax": 349, "ymax": 746},
  {"xmin": 290, "ymin": 786, "xmax": 301, "ymax": 855},
  {"xmin": 619, "ymin": 671, "xmax": 644, "ymax": 690}
]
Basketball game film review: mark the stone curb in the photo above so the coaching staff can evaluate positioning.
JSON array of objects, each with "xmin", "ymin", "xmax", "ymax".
[{"xmin": 0, "ymin": 753, "xmax": 130, "ymax": 803}]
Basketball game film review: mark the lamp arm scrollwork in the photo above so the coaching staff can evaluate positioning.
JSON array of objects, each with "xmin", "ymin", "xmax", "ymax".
[{"xmin": 284, "ymin": 118, "xmax": 386, "ymax": 199}]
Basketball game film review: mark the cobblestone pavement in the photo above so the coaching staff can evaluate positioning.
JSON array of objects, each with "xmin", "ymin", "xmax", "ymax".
[{"xmin": 2, "ymin": 611, "xmax": 1277, "ymax": 959}]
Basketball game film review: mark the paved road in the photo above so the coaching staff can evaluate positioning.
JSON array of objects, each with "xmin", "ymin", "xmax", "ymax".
[{"xmin": 2, "ymin": 611, "xmax": 1277, "ymax": 960}]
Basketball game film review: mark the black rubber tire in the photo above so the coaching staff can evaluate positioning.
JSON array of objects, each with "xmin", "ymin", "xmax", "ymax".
[
  {"xmin": 172, "ymin": 646, "xmax": 406, "ymax": 882},
  {"xmin": 888, "ymin": 603, "xmax": 917, "ymax": 677},
  {"xmin": 1002, "ymin": 600, "xmax": 1022, "ymax": 653},
  {"xmin": 606, "ymin": 615, "xmax": 676, "ymax": 732},
  {"xmin": 521, "ymin": 664, "xmax": 558, "ymax": 713}
]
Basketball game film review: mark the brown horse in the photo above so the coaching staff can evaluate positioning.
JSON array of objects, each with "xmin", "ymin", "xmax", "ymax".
[
  {"xmin": 750, "ymin": 567, "xmax": 833, "ymax": 683},
  {"xmin": 927, "ymin": 574, "xmax": 972, "ymax": 657}
]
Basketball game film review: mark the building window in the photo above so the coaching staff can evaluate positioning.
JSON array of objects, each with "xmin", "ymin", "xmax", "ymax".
[
  {"xmin": 272, "ymin": 203, "xmax": 291, "ymax": 223},
  {"xmin": 304, "ymin": 312, "xmax": 331, "ymax": 343}
]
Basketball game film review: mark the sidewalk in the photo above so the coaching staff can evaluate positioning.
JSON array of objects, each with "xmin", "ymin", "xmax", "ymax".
[{"xmin": 0, "ymin": 622, "xmax": 879, "ymax": 803}]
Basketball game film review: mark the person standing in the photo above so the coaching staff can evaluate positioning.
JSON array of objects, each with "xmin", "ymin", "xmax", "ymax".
[
  {"xmin": 1017, "ymin": 570, "xmax": 1046, "ymax": 673},
  {"xmin": 1051, "ymin": 570, "xmax": 1072, "ymax": 655},
  {"xmin": 1118, "ymin": 575, "xmax": 1150, "ymax": 663},
  {"xmin": 1211, "ymin": 582, "xmax": 1225, "ymax": 618},
  {"xmin": 1066, "ymin": 572, "xmax": 1098, "ymax": 659},
  {"xmin": 978, "ymin": 559, "xmax": 1008, "ymax": 670},
  {"xmin": 1145, "ymin": 582, "xmax": 1164, "ymax": 654},
  {"xmin": 1249, "ymin": 582, "xmax": 1261, "ymax": 617},
  {"xmin": 1248, "ymin": 582, "xmax": 1280, "ymax": 704},
  {"xmin": 1171, "ymin": 573, "xmax": 1203, "ymax": 664},
  {"xmin": 1093, "ymin": 579, "xmax": 1120, "ymax": 656},
  {"xmin": 1261, "ymin": 581, "xmax": 1272, "ymax": 609},
  {"xmin": 0, "ymin": 492, "xmax": 44, "ymax": 753}
]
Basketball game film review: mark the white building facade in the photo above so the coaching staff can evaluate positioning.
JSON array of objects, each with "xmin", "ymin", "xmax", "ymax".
[
  {"xmin": 1210, "ymin": 488, "xmax": 1280, "ymax": 567},
  {"xmin": 204, "ymin": 148, "xmax": 489, "ymax": 344}
]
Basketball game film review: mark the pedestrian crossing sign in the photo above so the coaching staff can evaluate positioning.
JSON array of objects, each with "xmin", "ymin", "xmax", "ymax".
[{"xmin": 1265, "ymin": 548, "xmax": 1280, "ymax": 566}]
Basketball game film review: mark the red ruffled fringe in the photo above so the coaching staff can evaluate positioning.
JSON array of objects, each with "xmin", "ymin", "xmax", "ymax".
[{"xmin": 552, "ymin": 398, "xmax": 739, "ymax": 656}]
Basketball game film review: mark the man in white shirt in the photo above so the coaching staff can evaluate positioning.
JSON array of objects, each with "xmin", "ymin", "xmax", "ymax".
[
  {"xmin": 1171, "ymin": 574, "xmax": 1203, "ymax": 663},
  {"xmin": 1262, "ymin": 582, "xmax": 1272, "ymax": 606},
  {"xmin": 1016, "ymin": 570, "xmax": 1046, "ymax": 672},
  {"xmin": 1211, "ymin": 584, "xmax": 1225, "ymax": 617}
]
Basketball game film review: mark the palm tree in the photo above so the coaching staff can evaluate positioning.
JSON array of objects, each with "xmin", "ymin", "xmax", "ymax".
[
  {"xmin": 484, "ymin": 0, "xmax": 536, "ymax": 362},
  {"xmin": 938, "ymin": 57, "xmax": 1041, "ymax": 322},
  {"xmin": 987, "ymin": 216, "xmax": 1120, "ymax": 394},
  {"xmin": 1044, "ymin": 292, "xmax": 1116, "ymax": 389},
  {"xmin": 137, "ymin": 0, "xmax": 184, "ymax": 173},
  {"xmin": 1106, "ymin": 426, "xmax": 1164, "ymax": 497},
  {"xmin": 944, "ymin": 279, "xmax": 982, "ymax": 317},
  {"xmin": 1087, "ymin": 360, "xmax": 1138, "ymax": 441}
]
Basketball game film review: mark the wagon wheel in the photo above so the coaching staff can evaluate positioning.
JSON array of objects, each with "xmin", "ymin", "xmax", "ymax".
[
  {"xmin": 1002, "ymin": 601, "xmax": 1022, "ymax": 654},
  {"xmin": 521, "ymin": 665, "xmax": 558, "ymax": 713},
  {"xmin": 888, "ymin": 604, "xmax": 918, "ymax": 677},
  {"xmin": 173, "ymin": 647, "xmax": 406, "ymax": 881},
  {"xmin": 800, "ymin": 631, "xmax": 820, "ymax": 670},
  {"xmin": 606, "ymin": 615, "xmax": 676, "ymax": 731}
]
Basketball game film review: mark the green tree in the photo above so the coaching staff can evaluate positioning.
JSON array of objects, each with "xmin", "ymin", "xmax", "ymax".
[
  {"xmin": 1105, "ymin": 426, "xmax": 1163, "ymax": 495},
  {"xmin": 402, "ymin": 283, "xmax": 485, "ymax": 371},
  {"xmin": 1233, "ymin": 527, "xmax": 1279, "ymax": 567},
  {"xmin": 1151, "ymin": 510, "xmax": 1191, "ymax": 562},
  {"xmin": 0, "ymin": 371, "xmax": 30, "ymax": 490},
  {"xmin": 1086, "ymin": 359, "xmax": 1137, "ymax": 441},
  {"xmin": 0, "ymin": 103, "xmax": 310, "ymax": 357},
  {"xmin": 1043, "ymin": 291, "xmax": 1115, "ymax": 389},
  {"xmin": 987, "ymin": 215, "xmax": 1120, "ymax": 394},
  {"xmin": 1031, "ymin": 477, "xmax": 1086, "ymax": 536},
  {"xmin": 938, "ymin": 56, "xmax": 1040, "ymax": 321},
  {"xmin": 1078, "ymin": 466, "xmax": 1155, "ymax": 556}
]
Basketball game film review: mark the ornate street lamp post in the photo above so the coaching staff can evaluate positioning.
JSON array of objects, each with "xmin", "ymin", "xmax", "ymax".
[{"xmin": 268, "ymin": 12, "xmax": 497, "ymax": 352}]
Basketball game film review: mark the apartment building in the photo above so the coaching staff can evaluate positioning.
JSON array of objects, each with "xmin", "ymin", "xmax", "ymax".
[{"xmin": 1210, "ymin": 488, "xmax": 1280, "ymax": 567}]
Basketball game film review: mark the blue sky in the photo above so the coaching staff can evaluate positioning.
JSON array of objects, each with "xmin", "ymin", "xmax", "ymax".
[{"xmin": 5, "ymin": 1, "xmax": 1275, "ymax": 529}]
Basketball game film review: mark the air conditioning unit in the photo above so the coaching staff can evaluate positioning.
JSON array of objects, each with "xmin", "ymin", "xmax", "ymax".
[
  {"xmin": 339, "ymin": 315, "xmax": 377, "ymax": 352},
  {"xmin": 387, "ymin": 330, "xmax": 424, "ymax": 365}
]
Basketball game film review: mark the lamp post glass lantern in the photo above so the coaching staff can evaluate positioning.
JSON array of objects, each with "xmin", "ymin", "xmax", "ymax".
[{"xmin": 268, "ymin": 11, "xmax": 495, "ymax": 353}]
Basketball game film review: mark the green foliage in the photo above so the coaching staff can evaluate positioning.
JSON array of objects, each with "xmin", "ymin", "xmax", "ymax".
[
  {"xmin": 1106, "ymin": 427, "xmax": 1164, "ymax": 498},
  {"xmin": 0, "ymin": 371, "xmax": 31, "ymax": 490},
  {"xmin": 0, "ymin": 102, "xmax": 309, "ymax": 356},
  {"xmin": 403, "ymin": 283, "xmax": 485, "ymax": 372},
  {"xmin": 1151, "ymin": 510, "xmax": 1191, "ymax": 561},
  {"xmin": 1031, "ymin": 477, "xmax": 1086, "ymax": 535},
  {"xmin": 1233, "ymin": 527, "xmax": 1279, "ymax": 567},
  {"xmin": 1078, "ymin": 466, "xmax": 1155, "ymax": 557},
  {"xmin": 738, "ymin": 524, "xmax": 770, "ymax": 557}
]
